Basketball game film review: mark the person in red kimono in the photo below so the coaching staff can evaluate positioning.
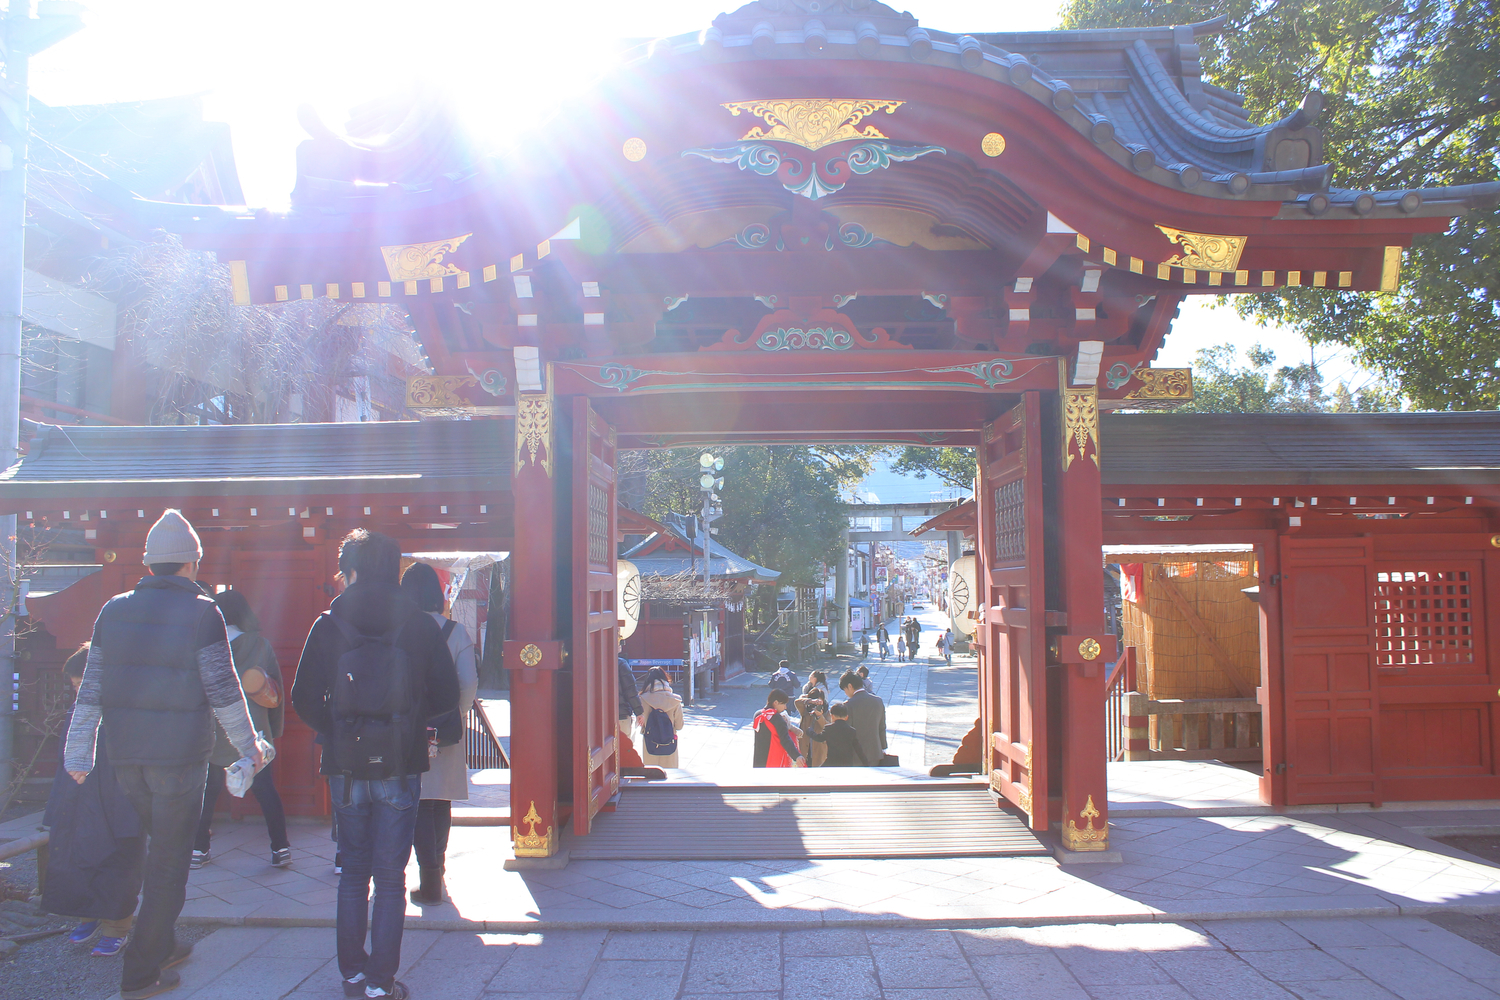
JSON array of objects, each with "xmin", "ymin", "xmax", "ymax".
[{"xmin": 752, "ymin": 690, "xmax": 805, "ymax": 767}]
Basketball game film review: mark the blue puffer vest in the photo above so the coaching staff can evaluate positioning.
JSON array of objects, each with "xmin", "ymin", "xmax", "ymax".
[{"xmin": 94, "ymin": 574, "xmax": 219, "ymax": 767}]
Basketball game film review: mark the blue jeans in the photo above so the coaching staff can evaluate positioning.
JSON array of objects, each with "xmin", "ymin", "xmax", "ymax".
[{"xmin": 329, "ymin": 773, "xmax": 420, "ymax": 990}]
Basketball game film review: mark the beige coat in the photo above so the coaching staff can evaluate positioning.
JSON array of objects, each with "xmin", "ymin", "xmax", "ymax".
[
  {"xmin": 420, "ymin": 614, "xmax": 479, "ymax": 801},
  {"xmin": 638, "ymin": 686, "xmax": 684, "ymax": 768}
]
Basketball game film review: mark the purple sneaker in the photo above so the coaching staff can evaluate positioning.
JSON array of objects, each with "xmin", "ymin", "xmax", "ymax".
[
  {"xmin": 92, "ymin": 935, "xmax": 126, "ymax": 957},
  {"xmin": 68, "ymin": 920, "xmax": 100, "ymax": 943}
]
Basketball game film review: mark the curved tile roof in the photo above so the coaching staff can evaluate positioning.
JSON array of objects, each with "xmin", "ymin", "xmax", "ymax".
[{"xmin": 628, "ymin": 0, "xmax": 1497, "ymax": 219}]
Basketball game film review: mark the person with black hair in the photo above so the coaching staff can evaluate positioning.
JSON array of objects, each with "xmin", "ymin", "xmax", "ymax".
[
  {"xmin": 837, "ymin": 671, "xmax": 888, "ymax": 767},
  {"xmin": 794, "ymin": 687, "xmax": 828, "ymax": 767},
  {"xmin": 291, "ymin": 529, "xmax": 459, "ymax": 1000},
  {"xmin": 812, "ymin": 702, "xmax": 870, "ymax": 767},
  {"xmin": 399, "ymin": 562, "xmax": 478, "ymax": 908},
  {"xmin": 637, "ymin": 666, "xmax": 683, "ymax": 767},
  {"xmin": 192, "ymin": 590, "xmax": 288, "ymax": 871},
  {"xmin": 42, "ymin": 643, "xmax": 144, "ymax": 958},
  {"xmin": 64, "ymin": 510, "xmax": 266, "ymax": 999},
  {"xmin": 752, "ymin": 690, "xmax": 804, "ymax": 767}
]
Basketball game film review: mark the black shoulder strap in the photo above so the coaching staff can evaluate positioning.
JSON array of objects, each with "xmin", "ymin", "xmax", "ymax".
[{"xmin": 440, "ymin": 619, "xmax": 457, "ymax": 642}]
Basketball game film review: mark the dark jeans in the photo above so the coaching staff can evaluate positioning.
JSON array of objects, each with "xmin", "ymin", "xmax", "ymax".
[
  {"xmin": 413, "ymin": 799, "xmax": 452, "ymax": 870},
  {"xmin": 195, "ymin": 761, "xmax": 289, "ymax": 852},
  {"xmin": 330, "ymin": 773, "xmax": 420, "ymax": 991},
  {"xmin": 113, "ymin": 762, "xmax": 209, "ymax": 993}
]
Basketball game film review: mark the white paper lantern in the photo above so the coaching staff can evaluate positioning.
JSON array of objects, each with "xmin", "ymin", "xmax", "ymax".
[
  {"xmin": 948, "ymin": 555, "xmax": 979, "ymax": 636},
  {"xmin": 616, "ymin": 559, "xmax": 642, "ymax": 639}
]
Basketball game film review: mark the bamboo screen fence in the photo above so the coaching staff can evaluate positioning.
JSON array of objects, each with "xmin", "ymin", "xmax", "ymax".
[{"xmin": 1117, "ymin": 550, "xmax": 1260, "ymax": 701}]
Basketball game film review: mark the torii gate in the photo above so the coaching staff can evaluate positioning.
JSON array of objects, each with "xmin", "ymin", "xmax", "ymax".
[{"xmin": 137, "ymin": 0, "xmax": 1498, "ymax": 859}]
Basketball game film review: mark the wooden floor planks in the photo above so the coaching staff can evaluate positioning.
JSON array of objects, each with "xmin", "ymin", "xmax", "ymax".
[{"xmin": 570, "ymin": 784, "xmax": 1047, "ymax": 859}]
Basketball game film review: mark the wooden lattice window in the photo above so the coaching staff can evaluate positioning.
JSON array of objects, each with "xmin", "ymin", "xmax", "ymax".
[
  {"xmin": 993, "ymin": 478, "xmax": 1025, "ymax": 563},
  {"xmin": 587, "ymin": 483, "xmax": 610, "ymax": 566},
  {"xmin": 1374, "ymin": 568, "xmax": 1476, "ymax": 667}
]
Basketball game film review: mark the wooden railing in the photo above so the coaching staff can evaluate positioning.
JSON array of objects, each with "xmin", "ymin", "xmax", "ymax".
[
  {"xmin": 1120, "ymin": 693, "xmax": 1261, "ymax": 763},
  {"xmin": 1105, "ymin": 661, "xmax": 1128, "ymax": 762},
  {"xmin": 466, "ymin": 699, "xmax": 509, "ymax": 769}
]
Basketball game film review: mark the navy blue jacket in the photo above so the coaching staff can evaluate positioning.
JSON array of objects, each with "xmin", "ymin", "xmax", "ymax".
[{"xmin": 41, "ymin": 711, "xmax": 145, "ymax": 920}]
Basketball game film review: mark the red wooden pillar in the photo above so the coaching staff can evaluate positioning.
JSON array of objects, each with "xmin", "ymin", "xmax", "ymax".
[
  {"xmin": 1055, "ymin": 383, "xmax": 1116, "ymax": 854},
  {"xmin": 504, "ymin": 388, "xmax": 565, "ymax": 860}
]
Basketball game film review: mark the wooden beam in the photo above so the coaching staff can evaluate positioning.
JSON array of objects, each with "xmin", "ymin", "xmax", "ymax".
[{"xmin": 1152, "ymin": 568, "xmax": 1256, "ymax": 699}]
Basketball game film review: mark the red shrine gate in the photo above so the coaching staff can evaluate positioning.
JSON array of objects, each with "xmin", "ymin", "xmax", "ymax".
[{"xmin": 93, "ymin": 1, "xmax": 1495, "ymax": 858}]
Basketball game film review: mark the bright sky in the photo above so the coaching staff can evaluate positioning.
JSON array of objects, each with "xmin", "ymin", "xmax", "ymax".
[{"xmin": 30, "ymin": 0, "xmax": 1361, "ymax": 402}]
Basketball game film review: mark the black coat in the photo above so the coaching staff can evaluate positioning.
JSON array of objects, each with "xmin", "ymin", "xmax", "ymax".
[
  {"xmin": 41, "ymin": 711, "xmax": 144, "ymax": 920},
  {"xmin": 291, "ymin": 580, "xmax": 459, "ymax": 777},
  {"xmin": 814, "ymin": 719, "xmax": 870, "ymax": 767}
]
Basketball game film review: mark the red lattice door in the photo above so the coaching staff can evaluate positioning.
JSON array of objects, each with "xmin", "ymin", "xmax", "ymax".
[
  {"xmin": 1279, "ymin": 536, "xmax": 1380, "ymax": 805},
  {"xmin": 571, "ymin": 398, "xmax": 619, "ymax": 836},
  {"xmin": 1373, "ymin": 552, "xmax": 1498, "ymax": 800},
  {"xmin": 977, "ymin": 392, "xmax": 1049, "ymax": 831}
]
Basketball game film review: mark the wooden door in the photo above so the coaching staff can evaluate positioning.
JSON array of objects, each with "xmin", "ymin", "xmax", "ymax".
[
  {"xmin": 1279, "ymin": 536, "xmax": 1380, "ymax": 805},
  {"xmin": 571, "ymin": 398, "xmax": 619, "ymax": 835},
  {"xmin": 1372, "ymin": 540, "xmax": 1499, "ymax": 800},
  {"xmin": 229, "ymin": 548, "xmax": 329, "ymax": 816},
  {"xmin": 977, "ymin": 393, "xmax": 1049, "ymax": 830}
]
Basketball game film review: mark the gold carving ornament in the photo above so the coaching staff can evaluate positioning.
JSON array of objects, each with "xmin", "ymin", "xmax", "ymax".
[
  {"xmin": 622, "ymin": 137, "xmax": 647, "ymax": 162},
  {"xmin": 1124, "ymin": 367, "xmax": 1193, "ymax": 400},
  {"xmin": 1156, "ymin": 226, "xmax": 1247, "ymax": 273},
  {"xmin": 981, "ymin": 132, "xmax": 1006, "ymax": 157},
  {"xmin": 1079, "ymin": 638, "xmax": 1102, "ymax": 661},
  {"xmin": 513, "ymin": 800, "xmax": 555, "ymax": 857},
  {"xmin": 514, "ymin": 391, "xmax": 554, "ymax": 478},
  {"xmin": 406, "ymin": 375, "xmax": 477, "ymax": 409},
  {"xmin": 1062, "ymin": 386, "xmax": 1100, "ymax": 470},
  {"xmin": 723, "ymin": 98, "xmax": 903, "ymax": 151},
  {"xmin": 380, "ymin": 233, "xmax": 472, "ymax": 282},
  {"xmin": 518, "ymin": 643, "xmax": 543, "ymax": 667},
  {"xmin": 1062, "ymin": 794, "xmax": 1109, "ymax": 852}
]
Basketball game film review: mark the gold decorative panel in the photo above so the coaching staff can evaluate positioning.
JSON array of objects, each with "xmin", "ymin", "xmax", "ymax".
[
  {"xmin": 406, "ymin": 375, "xmax": 476, "ymax": 409},
  {"xmin": 513, "ymin": 800, "xmax": 555, "ymax": 857},
  {"xmin": 722, "ymin": 98, "xmax": 903, "ymax": 151},
  {"xmin": 981, "ymin": 132, "xmax": 1006, "ymax": 157},
  {"xmin": 1062, "ymin": 794, "xmax": 1108, "ymax": 852},
  {"xmin": 1063, "ymin": 387, "xmax": 1100, "ymax": 470},
  {"xmin": 1155, "ymin": 225, "xmax": 1247, "ymax": 273},
  {"xmin": 515, "ymin": 392, "xmax": 554, "ymax": 478},
  {"xmin": 1124, "ymin": 368, "xmax": 1193, "ymax": 400},
  {"xmin": 380, "ymin": 233, "xmax": 471, "ymax": 282}
]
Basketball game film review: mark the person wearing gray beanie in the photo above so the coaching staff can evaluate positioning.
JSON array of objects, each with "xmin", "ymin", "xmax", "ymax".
[
  {"xmin": 142, "ymin": 510, "xmax": 203, "ymax": 569},
  {"xmin": 64, "ymin": 508, "xmax": 265, "ymax": 999}
]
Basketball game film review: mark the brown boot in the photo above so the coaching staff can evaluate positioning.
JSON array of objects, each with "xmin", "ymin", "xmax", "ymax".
[{"xmin": 410, "ymin": 866, "xmax": 445, "ymax": 906}]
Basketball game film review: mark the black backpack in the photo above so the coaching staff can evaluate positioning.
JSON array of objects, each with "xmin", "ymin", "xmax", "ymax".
[
  {"xmin": 642, "ymin": 706, "xmax": 677, "ymax": 757},
  {"xmin": 327, "ymin": 613, "xmax": 417, "ymax": 779},
  {"xmin": 428, "ymin": 620, "xmax": 465, "ymax": 748}
]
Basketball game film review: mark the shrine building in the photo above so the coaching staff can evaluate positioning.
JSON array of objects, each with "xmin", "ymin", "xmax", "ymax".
[{"xmin": 2, "ymin": 0, "xmax": 1498, "ymax": 860}]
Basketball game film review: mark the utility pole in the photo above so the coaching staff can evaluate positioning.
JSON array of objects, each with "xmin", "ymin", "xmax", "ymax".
[{"xmin": 0, "ymin": 1, "xmax": 82, "ymax": 792}]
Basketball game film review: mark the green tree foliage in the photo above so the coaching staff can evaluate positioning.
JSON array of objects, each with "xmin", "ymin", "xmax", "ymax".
[
  {"xmin": 887, "ymin": 446, "xmax": 977, "ymax": 491},
  {"xmin": 620, "ymin": 445, "xmax": 876, "ymax": 586},
  {"xmin": 1060, "ymin": 0, "xmax": 1499, "ymax": 409},
  {"xmin": 1177, "ymin": 342, "xmax": 1400, "ymax": 412}
]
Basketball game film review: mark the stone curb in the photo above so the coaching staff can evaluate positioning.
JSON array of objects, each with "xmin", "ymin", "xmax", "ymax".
[{"xmin": 175, "ymin": 898, "xmax": 1500, "ymax": 934}]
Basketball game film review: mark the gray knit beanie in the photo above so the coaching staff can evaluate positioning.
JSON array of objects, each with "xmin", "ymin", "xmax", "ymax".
[{"xmin": 142, "ymin": 509, "xmax": 203, "ymax": 566}]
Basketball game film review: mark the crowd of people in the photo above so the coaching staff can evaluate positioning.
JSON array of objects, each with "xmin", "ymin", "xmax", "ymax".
[
  {"xmin": 752, "ymin": 661, "xmax": 891, "ymax": 769},
  {"xmin": 48, "ymin": 511, "xmax": 470, "ymax": 999},
  {"xmin": 44, "ymin": 510, "xmax": 956, "ymax": 999}
]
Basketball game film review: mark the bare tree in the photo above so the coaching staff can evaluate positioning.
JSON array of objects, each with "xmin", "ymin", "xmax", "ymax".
[{"xmin": 90, "ymin": 236, "xmax": 425, "ymax": 424}]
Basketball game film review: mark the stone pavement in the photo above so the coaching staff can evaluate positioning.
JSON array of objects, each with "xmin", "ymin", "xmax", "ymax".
[
  {"xmin": 106, "ymin": 916, "xmax": 1500, "ymax": 999},
  {"xmin": 174, "ymin": 800, "xmax": 1500, "ymax": 930}
]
